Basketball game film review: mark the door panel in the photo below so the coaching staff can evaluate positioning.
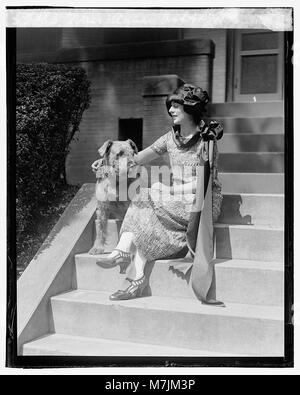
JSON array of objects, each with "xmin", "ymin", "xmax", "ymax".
[{"xmin": 234, "ymin": 30, "xmax": 284, "ymax": 102}]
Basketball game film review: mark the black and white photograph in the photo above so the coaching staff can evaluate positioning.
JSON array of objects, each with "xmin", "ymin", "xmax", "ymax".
[{"xmin": 3, "ymin": 3, "xmax": 297, "ymax": 374}]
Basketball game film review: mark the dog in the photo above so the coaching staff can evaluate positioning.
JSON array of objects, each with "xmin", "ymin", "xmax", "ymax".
[{"xmin": 88, "ymin": 139, "xmax": 138, "ymax": 255}]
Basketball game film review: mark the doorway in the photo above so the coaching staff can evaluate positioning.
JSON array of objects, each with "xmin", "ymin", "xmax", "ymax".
[
  {"xmin": 118, "ymin": 118, "xmax": 143, "ymax": 151},
  {"xmin": 232, "ymin": 30, "xmax": 284, "ymax": 102}
]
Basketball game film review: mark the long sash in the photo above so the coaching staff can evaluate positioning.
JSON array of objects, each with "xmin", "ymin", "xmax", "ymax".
[{"xmin": 186, "ymin": 140, "xmax": 225, "ymax": 306}]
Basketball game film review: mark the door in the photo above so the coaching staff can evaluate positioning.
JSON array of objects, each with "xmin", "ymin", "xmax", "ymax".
[
  {"xmin": 119, "ymin": 118, "xmax": 143, "ymax": 151},
  {"xmin": 233, "ymin": 30, "xmax": 284, "ymax": 102}
]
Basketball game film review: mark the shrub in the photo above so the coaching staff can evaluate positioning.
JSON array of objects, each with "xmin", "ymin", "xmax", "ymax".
[{"xmin": 16, "ymin": 63, "xmax": 91, "ymax": 239}]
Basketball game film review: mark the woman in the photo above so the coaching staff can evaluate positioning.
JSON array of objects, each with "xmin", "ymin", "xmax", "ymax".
[{"xmin": 95, "ymin": 83, "xmax": 223, "ymax": 302}]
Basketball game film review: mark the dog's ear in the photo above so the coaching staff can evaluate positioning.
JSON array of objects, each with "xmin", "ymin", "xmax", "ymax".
[
  {"xmin": 98, "ymin": 140, "xmax": 113, "ymax": 158},
  {"xmin": 127, "ymin": 139, "xmax": 138, "ymax": 154}
]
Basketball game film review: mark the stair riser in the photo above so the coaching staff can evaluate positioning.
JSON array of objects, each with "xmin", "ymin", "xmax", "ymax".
[
  {"xmin": 21, "ymin": 343, "xmax": 230, "ymax": 357},
  {"xmin": 96, "ymin": 194, "xmax": 284, "ymax": 233},
  {"xmin": 89, "ymin": 223, "xmax": 284, "ymax": 262},
  {"xmin": 208, "ymin": 102, "xmax": 284, "ymax": 118},
  {"xmin": 75, "ymin": 258, "xmax": 284, "ymax": 306},
  {"xmin": 22, "ymin": 348, "xmax": 70, "ymax": 356},
  {"xmin": 214, "ymin": 265, "xmax": 283, "ymax": 306},
  {"xmin": 21, "ymin": 334, "xmax": 242, "ymax": 357},
  {"xmin": 215, "ymin": 227, "xmax": 283, "ymax": 261},
  {"xmin": 209, "ymin": 117, "xmax": 284, "ymax": 134},
  {"xmin": 51, "ymin": 298, "xmax": 284, "ymax": 356},
  {"xmin": 219, "ymin": 194, "xmax": 284, "ymax": 227},
  {"xmin": 220, "ymin": 173, "xmax": 283, "ymax": 194},
  {"xmin": 219, "ymin": 153, "xmax": 284, "ymax": 173},
  {"xmin": 131, "ymin": 169, "xmax": 284, "ymax": 192},
  {"xmin": 92, "ymin": 171, "xmax": 284, "ymax": 196},
  {"xmin": 220, "ymin": 134, "xmax": 284, "ymax": 153}
]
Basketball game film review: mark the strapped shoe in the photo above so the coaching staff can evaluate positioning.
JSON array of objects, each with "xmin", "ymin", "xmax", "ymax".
[
  {"xmin": 109, "ymin": 275, "xmax": 147, "ymax": 300},
  {"xmin": 96, "ymin": 249, "xmax": 133, "ymax": 274}
]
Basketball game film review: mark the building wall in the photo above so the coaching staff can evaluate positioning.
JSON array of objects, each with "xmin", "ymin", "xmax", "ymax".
[
  {"xmin": 17, "ymin": 28, "xmax": 221, "ymax": 185},
  {"xmin": 66, "ymin": 52, "xmax": 213, "ymax": 184},
  {"xmin": 182, "ymin": 29, "xmax": 227, "ymax": 102},
  {"xmin": 17, "ymin": 28, "xmax": 228, "ymax": 103},
  {"xmin": 17, "ymin": 28, "xmax": 181, "ymax": 53}
]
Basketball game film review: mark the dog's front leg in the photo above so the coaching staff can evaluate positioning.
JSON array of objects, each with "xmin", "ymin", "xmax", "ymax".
[{"xmin": 88, "ymin": 201, "xmax": 109, "ymax": 255}]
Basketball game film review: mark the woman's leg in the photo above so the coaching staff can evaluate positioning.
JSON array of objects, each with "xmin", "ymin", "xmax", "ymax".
[
  {"xmin": 107, "ymin": 231, "xmax": 135, "ymax": 258},
  {"xmin": 127, "ymin": 247, "xmax": 147, "ymax": 280},
  {"xmin": 110, "ymin": 247, "xmax": 148, "ymax": 300}
]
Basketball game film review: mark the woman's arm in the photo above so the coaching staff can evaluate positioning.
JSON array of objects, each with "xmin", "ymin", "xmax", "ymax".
[
  {"xmin": 134, "ymin": 132, "xmax": 169, "ymax": 165},
  {"xmin": 133, "ymin": 146, "xmax": 161, "ymax": 165}
]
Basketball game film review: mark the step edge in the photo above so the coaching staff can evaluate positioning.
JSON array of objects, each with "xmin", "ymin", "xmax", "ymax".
[
  {"xmin": 51, "ymin": 290, "xmax": 284, "ymax": 321},
  {"xmin": 219, "ymin": 152, "xmax": 284, "ymax": 155},
  {"xmin": 223, "ymin": 133, "xmax": 284, "ymax": 136},
  {"xmin": 76, "ymin": 254, "xmax": 283, "ymax": 270},
  {"xmin": 206, "ymin": 116, "xmax": 284, "ymax": 120},
  {"xmin": 222, "ymin": 192, "xmax": 284, "ymax": 197},
  {"xmin": 214, "ymin": 223, "xmax": 283, "ymax": 231},
  {"xmin": 22, "ymin": 333, "xmax": 238, "ymax": 356},
  {"xmin": 220, "ymin": 172, "xmax": 284, "ymax": 176}
]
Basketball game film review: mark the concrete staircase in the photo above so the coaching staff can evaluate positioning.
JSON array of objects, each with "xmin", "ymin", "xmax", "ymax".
[{"xmin": 21, "ymin": 101, "xmax": 285, "ymax": 357}]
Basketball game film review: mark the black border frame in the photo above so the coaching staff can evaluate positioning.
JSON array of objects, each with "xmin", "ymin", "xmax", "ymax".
[{"xmin": 6, "ymin": 7, "xmax": 294, "ymax": 369}]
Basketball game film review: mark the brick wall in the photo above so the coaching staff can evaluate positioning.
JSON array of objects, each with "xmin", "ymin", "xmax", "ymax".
[
  {"xmin": 65, "ymin": 45, "xmax": 214, "ymax": 184},
  {"xmin": 17, "ymin": 33, "xmax": 216, "ymax": 185},
  {"xmin": 183, "ymin": 29, "xmax": 227, "ymax": 102},
  {"xmin": 17, "ymin": 28, "xmax": 227, "ymax": 103}
]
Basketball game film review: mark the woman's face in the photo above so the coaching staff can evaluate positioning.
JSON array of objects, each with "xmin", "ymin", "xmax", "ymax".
[
  {"xmin": 169, "ymin": 102, "xmax": 192, "ymax": 125},
  {"xmin": 168, "ymin": 102, "xmax": 185, "ymax": 125}
]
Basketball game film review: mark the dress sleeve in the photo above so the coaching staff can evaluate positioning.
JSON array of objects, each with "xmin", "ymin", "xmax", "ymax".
[{"xmin": 149, "ymin": 132, "xmax": 169, "ymax": 155}]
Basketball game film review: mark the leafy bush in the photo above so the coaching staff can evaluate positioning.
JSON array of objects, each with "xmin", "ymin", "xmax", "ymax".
[
  {"xmin": 16, "ymin": 63, "xmax": 91, "ymax": 239},
  {"xmin": 17, "ymin": 184, "xmax": 80, "ymax": 277}
]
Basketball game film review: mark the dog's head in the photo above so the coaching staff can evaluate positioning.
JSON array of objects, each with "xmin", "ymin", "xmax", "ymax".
[{"xmin": 98, "ymin": 139, "xmax": 138, "ymax": 175}]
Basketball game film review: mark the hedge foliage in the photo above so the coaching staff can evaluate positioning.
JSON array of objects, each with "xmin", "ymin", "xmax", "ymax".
[{"xmin": 16, "ymin": 63, "xmax": 91, "ymax": 238}]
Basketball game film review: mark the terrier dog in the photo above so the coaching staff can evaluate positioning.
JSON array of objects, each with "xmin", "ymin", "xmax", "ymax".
[{"xmin": 88, "ymin": 139, "xmax": 138, "ymax": 255}]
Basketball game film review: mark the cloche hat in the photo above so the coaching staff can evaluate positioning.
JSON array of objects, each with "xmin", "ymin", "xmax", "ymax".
[{"xmin": 166, "ymin": 83, "xmax": 209, "ymax": 115}]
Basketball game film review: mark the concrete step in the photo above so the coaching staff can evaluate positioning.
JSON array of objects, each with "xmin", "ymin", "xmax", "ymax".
[
  {"xmin": 208, "ymin": 102, "xmax": 284, "ymax": 118},
  {"xmin": 220, "ymin": 134, "xmax": 284, "ymax": 153},
  {"xmin": 129, "ymin": 161, "xmax": 284, "ymax": 192},
  {"xmin": 71, "ymin": 173, "xmax": 284, "ymax": 194},
  {"xmin": 75, "ymin": 254, "xmax": 284, "ymax": 306},
  {"xmin": 219, "ymin": 193, "xmax": 284, "ymax": 227},
  {"xmin": 219, "ymin": 152, "xmax": 284, "ymax": 173},
  {"xmin": 91, "ymin": 219, "xmax": 283, "ymax": 264},
  {"xmin": 99, "ymin": 193, "xmax": 284, "ymax": 227},
  {"xmin": 215, "ymin": 224, "xmax": 283, "ymax": 262},
  {"xmin": 220, "ymin": 173, "xmax": 283, "ymax": 194},
  {"xmin": 50, "ymin": 290, "xmax": 284, "ymax": 356},
  {"xmin": 206, "ymin": 117, "xmax": 284, "ymax": 134},
  {"xmin": 22, "ymin": 333, "xmax": 235, "ymax": 356}
]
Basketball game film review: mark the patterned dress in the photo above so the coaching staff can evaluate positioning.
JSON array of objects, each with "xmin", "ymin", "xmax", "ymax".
[{"xmin": 119, "ymin": 129, "xmax": 206, "ymax": 262}]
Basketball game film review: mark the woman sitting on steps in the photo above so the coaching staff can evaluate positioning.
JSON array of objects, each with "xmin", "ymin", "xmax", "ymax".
[{"xmin": 94, "ymin": 83, "xmax": 223, "ymax": 302}]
